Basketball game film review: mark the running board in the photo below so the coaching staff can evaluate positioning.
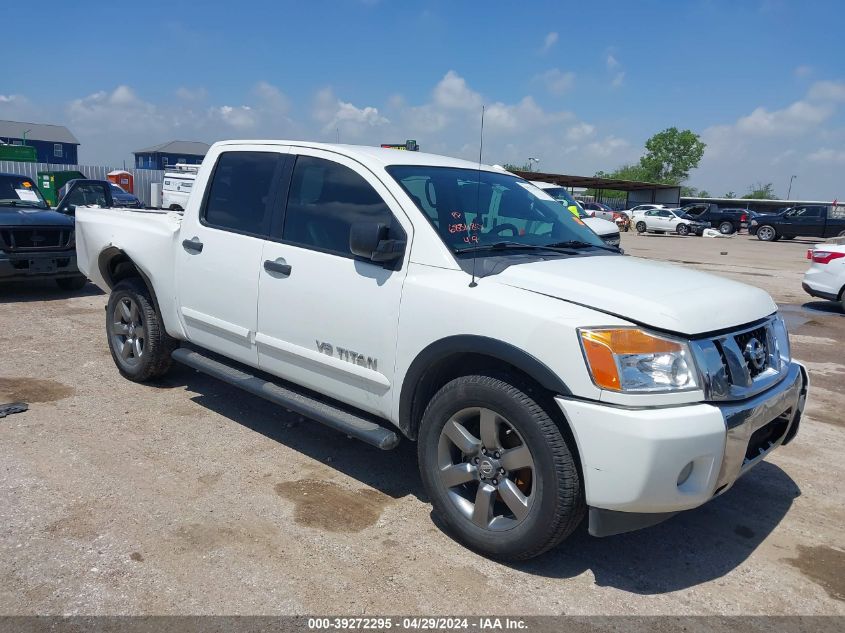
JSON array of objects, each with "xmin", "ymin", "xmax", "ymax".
[{"xmin": 171, "ymin": 347, "xmax": 400, "ymax": 450}]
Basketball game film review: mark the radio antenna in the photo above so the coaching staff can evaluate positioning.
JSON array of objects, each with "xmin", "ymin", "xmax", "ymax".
[{"xmin": 469, "ymin": 105, "xmax": 485, "ymax": 288}]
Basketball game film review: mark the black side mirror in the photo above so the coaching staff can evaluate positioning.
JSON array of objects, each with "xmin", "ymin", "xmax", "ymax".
[
  {"xmin": 350, "ymin": 222, "xmax": 406, "ymax": 263},
  {"xmin": 61, "ymin": 204, "xmax": 76, "ymax": 215}
]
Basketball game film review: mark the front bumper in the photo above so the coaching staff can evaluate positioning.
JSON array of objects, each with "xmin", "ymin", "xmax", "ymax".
[
  {"xmin": 0, "ymin": 250, "xmax": 79, "ymax": 281},
  {"xmin": 556, "ymin": 361, "xmax": 807, "ymax": 536}
]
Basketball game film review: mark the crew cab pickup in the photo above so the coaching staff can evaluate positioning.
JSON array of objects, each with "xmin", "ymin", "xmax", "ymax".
[
  {"xmin": 75, "ymin": 141, "xmax": 808, "ymax": 560},
  {"xmin": 750, "ymin": 203, "xmax": 845, "ymax": 241}
]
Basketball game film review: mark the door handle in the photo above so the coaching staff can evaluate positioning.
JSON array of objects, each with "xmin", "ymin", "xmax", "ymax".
[
  {"xmin": 264, "ymin": 258, "xmax": 292, "ymax": 276},
  {"xmin": 182, "ymin": 238, "xmax": 203, "ymax": 253}
]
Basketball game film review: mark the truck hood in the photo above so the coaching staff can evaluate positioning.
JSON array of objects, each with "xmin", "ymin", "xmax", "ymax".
[
  {"xmin": 0, "ymin": 206, "xmax": 74, "ymax": 227},
  {"xmin": 493, "ymin": 255, "xmax": 776, "ymax": 336}
]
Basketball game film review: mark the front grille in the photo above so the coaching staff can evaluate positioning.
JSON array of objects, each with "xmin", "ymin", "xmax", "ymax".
[
  {"xmin": 0, "ymin": 228, "xmax": 72, "ymax": 251},
  {"xmin": 690, "ymin": 316, "xmax": 789, "ymax": 401},
  {"xmin": 733, "ymin": 326, "xmax": 769, "ymax": 378}
]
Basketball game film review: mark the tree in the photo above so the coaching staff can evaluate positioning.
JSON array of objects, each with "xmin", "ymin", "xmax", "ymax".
[
  {"xmin": 724, "ymin": 191, "xmax": 737, "ymax": 199},
  {"xmin": 698, "ymin": 189, "xmax": 711, "ymax": 198},
  {"xmin": 503, "ymin": 162, "xmax": 534, "ymax": 172},
  {"xmin": 742, "ymin": 182, "xmax": 777, "ymax": 199},
  {"xmin": 638, "ymin": 127, "xmax": 706, "ymax": 184}
]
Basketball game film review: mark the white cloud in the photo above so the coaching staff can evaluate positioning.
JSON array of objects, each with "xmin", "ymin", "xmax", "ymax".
[
  {"xmin": 735, "ymin": 100, "xmax": 832, "ymax": 136},
  {"xmin": 313, "ymin": 87, "xmax": 387, "ymax": 138},
  {"xmin": 584, "ymin": 135, "xmax": 629, "ymax": 158},
  {"xmin": 565, "ymin": 122, "xmax": 595, "ymax": 142},
  {"xmin": 432, "ymin": 70, "xmax": 482, "ymax": 110},
  {"xmin": 807, "ymin": 80, "xmax": 845, "ymax": 102},
  {"xmin": 808, "ymin": 147, "xmax": 845, "ymax": 163},
  {"xmin": 534, "ymin": 69, "xmax": 576, "ymax": 96},
  {"xmin": 541, "ymin": 32, "xmax": 558, "ymax": 53},
  {"xmin": 606, "ymin": 54, "xmax": 619, "ymax": 70},
  {"xmin": 611, "ymin": 72, "xmax": 625, "ymax": 88},
  {"xmin": 212, "ymin": 105, "xmax": 257, "ymax": 130}
]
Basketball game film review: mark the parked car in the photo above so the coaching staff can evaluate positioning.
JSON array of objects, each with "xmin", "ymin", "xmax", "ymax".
[
  {"xmin": 634, "ymin": 208, "xmax": 709, "ymax": 236},
  {"xmin": 529, "ymin": 181, "xmax": 621, "ymax": 246},
  {"xmin": 802, "ymin": 240, "xmax": 845, "ymax": 311},
  {"xmin": 109, "ymin": 183, "xmax": 143, "ymax": 208},
  {"xmin": 75, "ymin": 140, "xmax": 806, "ymax": 560},
  {"xmin": 161, "ymin": 164, "xmax": 198, "ymax": 211},
  {"xmin": 627, "ymin": 204, "xmax": 671, "ymax": 221},
  {"xmin": 750, "ymin": 203, "xmax": 845, "ymax": 241},
  {"xmin": 679, "ymin": 203, "xmax": 748, "ymax": 235},
  {"xmin": 0, "ymin": 172, "xmax": 85, "ymax": 289}
]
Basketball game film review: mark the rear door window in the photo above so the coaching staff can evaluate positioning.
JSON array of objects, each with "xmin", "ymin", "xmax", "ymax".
[{"xmin": 202, "ymin": 151, "xmax": 284, "ymax": 237}]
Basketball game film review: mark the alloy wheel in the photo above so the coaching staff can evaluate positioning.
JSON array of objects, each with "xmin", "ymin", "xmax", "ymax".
[
  {"xmin": 437, "ymin": 407, "xmax": 536, "ymax": 531},
  {"xmin": 111, "ymin": 297, "xmax": 145, "ymax": 366}
]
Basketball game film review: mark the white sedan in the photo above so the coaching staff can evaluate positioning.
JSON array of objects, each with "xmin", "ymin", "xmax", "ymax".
[
  {"xmin": 634, "ymin": 208, "xmax": 706, "ymax": 236},
  {"xmin": 803, "ymin": 241, "xmax": 845, "ymax": 311}
]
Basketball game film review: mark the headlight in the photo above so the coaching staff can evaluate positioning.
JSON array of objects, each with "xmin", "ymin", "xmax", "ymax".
[{"xmin": 579, "ymin": 328, "xmax": 699, "ymax": 393}]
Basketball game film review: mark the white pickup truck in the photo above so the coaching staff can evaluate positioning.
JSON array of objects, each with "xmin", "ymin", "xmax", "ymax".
[{"xmin": 75, "ymin": 140, "xmax": 808, "ymax": 560}]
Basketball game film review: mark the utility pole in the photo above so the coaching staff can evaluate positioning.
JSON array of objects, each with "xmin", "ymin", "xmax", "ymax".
[
  {"xmin": 787, "ymin": 175, "xmax": 797, "ymax": 200},
  {"xmin": 21, "ymin": 128, "xmax": 31, "ymax": 145},
  {"xmin": 527, "ymin": 157, "xmax": 540, "ymax": 172}
]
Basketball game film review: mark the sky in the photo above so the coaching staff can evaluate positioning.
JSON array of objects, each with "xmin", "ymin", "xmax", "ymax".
[{"xmin": 1, "ymin": 0, "xmax": 843, "ymax": 200}]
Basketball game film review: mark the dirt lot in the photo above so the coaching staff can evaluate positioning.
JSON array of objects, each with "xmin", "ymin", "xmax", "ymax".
[{"xmin": 1, "ymin": 232, "xmax": 843, "ymax": 616}]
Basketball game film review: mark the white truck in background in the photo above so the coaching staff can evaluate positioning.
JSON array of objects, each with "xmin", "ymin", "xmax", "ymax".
[
  {"xmin": 161, "ymin": 163, "xmax": 198, "ymax": 211},
  {"xmin": 74, "ymin": 140, "xmax": 808, "ymax": 560}
]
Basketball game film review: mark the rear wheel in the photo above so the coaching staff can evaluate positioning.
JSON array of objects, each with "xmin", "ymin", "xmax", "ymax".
[
  {"xmin": 636, "ymin": 221, "xmax": 647, "ymax": 234},
  {"xmin": 418, "ymin": 374, "xmax": 584, "ymax": 561},
  {"xmin": 677, "ymin": 224, "xmax": 690, "ymax": 236},
  {"xmin": 757, "ymin": 225, "xmax": 777, "ymax": 242},
  {"xmin": 106, "ymin": 278, "xmax": 177, "ymax": 382},
  {"xmin": 718, "ymin": 221, "xmax": 735, "ymax": 235},
  {"xmin": 56, "ymin": 276, "xmax": 87, "ymax": 291}
]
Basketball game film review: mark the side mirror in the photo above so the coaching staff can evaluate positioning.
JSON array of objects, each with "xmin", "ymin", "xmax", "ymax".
[
  {"xmin": 61, "ymin": 204, "xmax": 76, "ymax": 215},
  {"xmin": 350, "ymin": 222, "xmax": 406, "ymax": 264}
]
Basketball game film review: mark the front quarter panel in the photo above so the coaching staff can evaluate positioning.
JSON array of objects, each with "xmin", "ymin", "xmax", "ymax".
[{"xmin": 391, "ymin": 262, "xmax": 631, "ymax": 423}]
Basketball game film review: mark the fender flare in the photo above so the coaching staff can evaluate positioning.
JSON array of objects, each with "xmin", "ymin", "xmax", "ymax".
[
  {"xmin": 97, "ymin": 246, "xmax": 162, "ymax": 316},
  {"xmin": 398, "ymin": 335, "xmax": 571, "ymax": 438}
]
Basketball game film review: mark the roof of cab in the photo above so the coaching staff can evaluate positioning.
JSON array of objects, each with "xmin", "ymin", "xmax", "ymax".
[{"xmin": 211, "ymin": 140, "xmax": 504, "ymax": 173}]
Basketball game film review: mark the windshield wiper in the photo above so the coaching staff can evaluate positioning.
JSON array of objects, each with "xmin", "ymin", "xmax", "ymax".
[
  {"xmin": 455, "ymin": 241, "xmax": 574, "ymax": 254},
  {"xmin": 545, "ymin": 240, "xmax": 620, "ymax": 253},
  {"xmin": 0, "ymin": 199, "xmax": 46, "ymax": 209}
]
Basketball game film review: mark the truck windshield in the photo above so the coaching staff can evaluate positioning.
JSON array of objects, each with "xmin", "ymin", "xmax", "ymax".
[
  {"xmin": 0, "ymin": 175, "xmax": 48, "ymax": 209},
  {"xmin": 387, "ymin": 166, "xmax": 605, "ymax": 254}
]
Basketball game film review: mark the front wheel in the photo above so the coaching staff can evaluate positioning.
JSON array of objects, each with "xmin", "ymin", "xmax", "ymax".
[
  {"xmin": 677, "ymin": 223, "xmax": 690, "ymax": 236},
  {"xmin": 757, "ymin": 225, "xmax": 777, "ymax": 242},
  {"xmin": 635, "ymin": 221, "xmax": 647, "ymax": 234},
  {"xmin": 418, "ymin": 374, "xmax": 584, "ymax": 561},
  {"xmin": 718, "ymin": 221, "xmax": 735, "ymax": 235},
  {"xmin": 106, "ymin": 278, "xmax": 177, "ymax": 382}
]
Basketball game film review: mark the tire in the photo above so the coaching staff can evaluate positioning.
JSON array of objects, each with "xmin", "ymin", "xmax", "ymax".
[
  {"xmin": 56, "ymin": 276, "xmax": 87, "ymax": 291},
  {"xmin": 677, "ymin": 224, "xmax": 690, "ymax": 236},
  {"xmin": 417, "ymin": 374, "xmax": 584, "ymax": 561},
  {"xmin": 635, "ymin": 221, "xmax": 647, "ymax": 234},
  {"xmin": 756, "ymin": 225, "xmax": 777, "ymax": 242},
  {"xmin": 718, "ymin": 221, "xmax": 735, "ymax": 235},
  {"xmin": 106, "ymin": 278, "xmax": 177, "ymax": 382}
]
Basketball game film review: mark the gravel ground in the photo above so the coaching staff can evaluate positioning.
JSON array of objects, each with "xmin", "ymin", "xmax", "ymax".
[{"xmin": 1, "ymin": 231, "xmax": 843, "ymax": 615}]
